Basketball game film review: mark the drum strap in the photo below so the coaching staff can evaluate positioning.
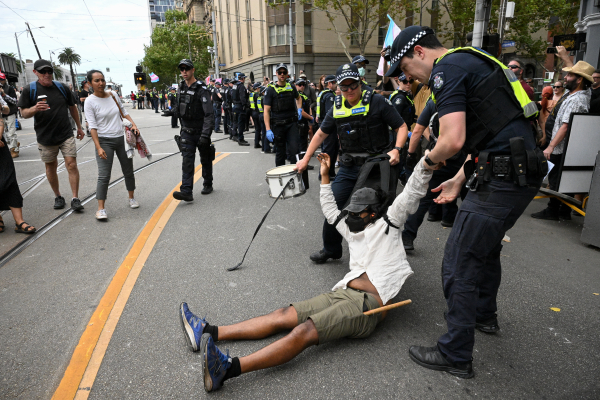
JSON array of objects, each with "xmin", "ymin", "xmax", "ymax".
[{"xmin": 227, "ymin": 178, "xmax": 294, "ymax": 271}]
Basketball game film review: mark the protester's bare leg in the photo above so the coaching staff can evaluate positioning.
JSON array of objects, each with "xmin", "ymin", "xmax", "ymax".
[
  {"xmin": 97, "ymin": 200, "xmax": 106, "ymax": 211},
  {"xmin": 128, "ymin": 190, "xmax": 134, "ymax": 199},
  {"xmin": 10, "ymin": 207, "xmax": 25, "ymax": 226},
  {"xmin": 64, "ymin": 156, "xmax": 80, "ymax": 198},
  {"xmin": 239, "ymin": 319, "xmax": 319, "ymax": 373},
  {"xmin": 45, "ymin": 160, "xmax": 61, "ymax": 197},
  {"xmin": 218, "ymin": 306, "xmax": 299, "ymax": 341}
]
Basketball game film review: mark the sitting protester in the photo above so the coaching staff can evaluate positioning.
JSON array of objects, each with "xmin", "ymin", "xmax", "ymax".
[{"xmin": 178, "ymin": 152, "xmax": 433, "ymax": 392}]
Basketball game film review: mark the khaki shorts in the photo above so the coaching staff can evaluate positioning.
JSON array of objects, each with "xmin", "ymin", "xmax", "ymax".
[
  {"xmin": 38, "ymin": 136, "xmax": 77, "ymax": 163},
  {"xmin": 292, "ymin": 288, "xmax": 381, "ymax": 344}
]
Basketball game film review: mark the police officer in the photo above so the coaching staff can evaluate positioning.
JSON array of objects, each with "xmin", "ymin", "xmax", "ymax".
[
  {"xmin": 167, "ymin": 87, "xmax": 178, "ymax": 128},
  {"xmin": 316, "ymin": 74, "xmax": 338, "ymax": 177},
  {"xmin": 249, "ymin": 82, "xmax": 262, "ymax": 148},
  {"xmin": 295, "ymin": 62, "xmax": 408, "ymax": 263},
  {"xmin": 385, "ymin": 26, "xmax": 543, "ymax": 378},
  {"xmin": 172, "ymin": 59, "xmax": 216, "ymax": 201},
  {"xmin": 295, "ymin": 78, "xmax": 314, "ymax": 155},
  {"xmin": 137, "ymin": 90, "xmax": 144, "ymax": 110},
  {"xmin": 352, "ymin": 55, "xmax": 370, "ymax": 89},
  {"xmin": 230, "ymin": 73, "xmax": 250, "ymax": 146},
  {"xmin": 264, "ymin": 63, "xmax": 303, "ymax": 166},
  {"xmin": 226, "ymin": 79, "xmax": 235, "ymax": 139},
  {"xmin": 222, "ymin": 79, "xmax": 231, "ymax": 137},
  {"xmin": 256, "ymin": 86, "xmax": 271, "ymax": 153},
  {"xmin": 212, "ymin": 81, "xmax": 223, "ymax": 133},
  {"xmin": 389, "ymin": 72, "xmax": 416, "ymax": 128}
]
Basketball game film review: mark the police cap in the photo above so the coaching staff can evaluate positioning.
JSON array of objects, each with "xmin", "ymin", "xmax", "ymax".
[
  {"xmin": 385, "ymin": 25, "xmax": 435, "ymax": 77},
  {"xmin": 237, "ymin": 73, "xmax": 246, "ymax": 80},
  {"xmin": 275, "ymin": 63, "xmax": 288, "ymax": 73},
  {"xmin": 252, "ymin": 82, "xmax": 261, "ymax": 89},
  {"xmin": 352, "ymin": 55, "xmax": 369, "ymax": 65},
  {"xmin": 223, "ymin": 78, "xmax": 230, "ymax": 84},
  {"xmin": 215, "ymin": 81, "xmax": 221, "ymax": 86},
  {"xmin": 178, "ymin": 59, "xmax": 194, "ymax": 69},
  {"xmin": 295, "ymin": 78, "xmax": 306, "ymax": 86},
  {"xmin": 324, "ymin": 74, "xmax": 336, "ymax": 84},
  {"xmin": 335, "ymin": 63, "xmax": 361, "ymax": 84}
]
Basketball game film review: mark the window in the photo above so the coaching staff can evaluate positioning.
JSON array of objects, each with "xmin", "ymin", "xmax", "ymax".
[
  {"xmin": 269, "ymin": 24, "xmax": 294, "ymax": 46},
  {"xmin": 269, "ymin": 26, "xmax": 277, "ymax": 47},
  {"xmin": 226, "ymin": 1, "xmax": 233, "ymax": 62},
  {"xmin": 246, "ymin": 0, "xmax": 253, "ymax": 55},
  {"xmin": 378, "ymin": 24, "xmax": 387, "ymax": 46},
  {"xmin": 304, "ymin": 25, "xmax": 312, "ymax": 45},
  {"xmin": 235, "ymin": 0, "xmax": 242, "ymax": 59}
]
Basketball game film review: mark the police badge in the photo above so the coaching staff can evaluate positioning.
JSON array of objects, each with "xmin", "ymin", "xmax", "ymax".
[{"xmin": 432, "ymin": 72, "xmax": 444, "ymax": 90}]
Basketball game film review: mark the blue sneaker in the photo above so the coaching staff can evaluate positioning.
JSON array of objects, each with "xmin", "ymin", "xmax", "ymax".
[
  {"xmin": 201, "ymin": 333, "xmax": 232, "ymax": 392},
  {"xmin": 179, "ymin": 302, "xmax": 208, "ymax": 352}
]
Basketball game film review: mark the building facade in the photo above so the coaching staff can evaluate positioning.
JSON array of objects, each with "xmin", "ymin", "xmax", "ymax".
[{"xmin": 149, "ymin": 0, "xmax": 178, "ymax": 32}]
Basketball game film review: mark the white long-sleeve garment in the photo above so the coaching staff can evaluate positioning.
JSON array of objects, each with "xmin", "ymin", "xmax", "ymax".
[{"xmin": 321, "ymin": 160, "xmax": 433, "ymax": 305}]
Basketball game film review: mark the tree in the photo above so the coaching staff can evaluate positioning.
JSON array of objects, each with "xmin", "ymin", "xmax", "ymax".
[
  {"xmin": 141, "ymin": 10, "xmax": 212, "ymax": 88},
  {"xmin": 57, "ymin": 47, "xmax": 81, "ymax": 89},
  {"xmin": 51, "ymin": 63, "xmax": 64, "ymax": 80},
  {"xmin": 435, "ymin": 0, "xmax": 477, "ymax": 47},
  {"xmin": 268, "ymin": 0, "xmax": 413, "ymax": 60}
]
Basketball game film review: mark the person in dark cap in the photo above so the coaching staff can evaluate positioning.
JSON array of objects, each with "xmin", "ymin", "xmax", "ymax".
[
  {"xmin": 263, "ymin": 63, "xmax": 303, "ymax": 166},
  {"xmin": 385, "ymin": 26, "xmax": 544, "ymax": 379},
  {"xmin": 221, "ymin": 79, "xmax": 231, "ymax": 137},
  {"xmin": 212, "ymin": 81, "xmax": 223, "ymax": 133},
  {"xmin": 315, "ymin": 74, "xmax": 338, "ymax": 177},
  {"xmin": 177, "ymin": 151, "xmax": 433, "ymax": 393},
  {"xmin": 250, "ymin": 82, "xmax": 263, "ymax": 148},
  {"xmin": 168, "ymin": 86, "xmax": 179, "ymax": 128},
  {"xmin": 352, "ymin": 55, "xmax": 370, "ymax": 88},
  {"xmin": 388, "ymin": 72, "xmax": 415, "ymax": 130},
  {"xmin": 230, "ymin": 73, "xmax": 250, "ymax": 145},
  {"xmin": 172, "ymin": 59, "xmax": 216, "ymax": 201},
  {"xmin": 294, "ymin": 79, "xmax": 314, "ymax": 160},
  {"xmin": 295, "ymin": 62, "xmax": 408, "ymax": 264}
]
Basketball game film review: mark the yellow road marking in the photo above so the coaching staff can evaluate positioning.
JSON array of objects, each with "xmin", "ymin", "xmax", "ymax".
[{"xmin": 52, "ymin": 153, "xmax": 230, "ymax": 400}]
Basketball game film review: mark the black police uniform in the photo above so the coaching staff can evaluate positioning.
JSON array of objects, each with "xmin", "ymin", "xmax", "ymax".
[
  {"xmin": 402, "ymin": 98, "xmax": 465, "ymax": 245},
  {"xmin": 176, "ymin": 79, "xmax": 215, "ymax": 195},
  {"xmin": 231, "ymin": 79, "xmax": 248, "ymax": 143},
  {"xmin": 426, "ymin": 51, "xmax": 543, "ymax": 365},
  {"xmin": 223, "ymin": 84, "xmax": 232, "ymax": 136},
  {"xmin": 317, "ymin": 92, "xmax": 404, "ymax": 257},
  {"xmin": 250, "ymin": 90, "xmax": 263, "ymax": 148},
  {"xmin": 212, "ymin": 85, "xmax": 223, "ymax": 132},
  {"xmin": 168, "ymin": 91, "xmax": 178, "ymax": 128},
  {"xmin": 298, "ymin": 92, "xmax": 311, "ymax": 152},
  {"xmin": 317, "ymin": 88, "xmax": 337, "ymax": 178},
  {"xmin": 389, "ymin": 89, "xmax": 415, "ymax": 128},
  {"xmin": 263, "ymin": 82, "xmax": 301, "ymax": 166}
]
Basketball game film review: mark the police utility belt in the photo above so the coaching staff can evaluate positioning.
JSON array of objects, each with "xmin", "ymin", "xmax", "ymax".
[
  {"xmin": 339, "ymin": 152, "xmax": 386, "ymax": 167},
  {"xmin": 272, "ymin": 116, "xmax": 297, "ymax": 126},
  {"xmin": 465, "ymin": 137, "xmax": 548, "ymax": 192}
]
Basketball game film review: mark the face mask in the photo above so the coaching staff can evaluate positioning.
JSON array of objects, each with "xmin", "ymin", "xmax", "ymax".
[
  {"xmin": 358, "ymin": 67, "xmax": 366, "ymax": 77},
  {"xmin": 345, "ymin": 213, "xmax": 371, "ymax": 232}
]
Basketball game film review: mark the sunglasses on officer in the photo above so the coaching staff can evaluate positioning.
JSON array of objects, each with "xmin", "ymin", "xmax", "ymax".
[
  {"xmin": 339, "ymin": 82, "xmax": 360, "ymax": 92},
  {"xmin": 179, "ymin": 66, "xmax": 192, "ymax": 71},
  {"xmin": 507, "ymin": 65, "xmax": 521, "ymax": 70},
  {"xmin": 277, "ymin": 70, "xmax": 287, "ymax": 75},
  {"xmin": 296, "ymin": 82, "xmax": 306, "ymax": 87}
]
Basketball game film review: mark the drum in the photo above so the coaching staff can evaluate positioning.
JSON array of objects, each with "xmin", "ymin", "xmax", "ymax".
[{"xmin": 265, "ymin": 165, "xmax": 306, "ymax": 199}]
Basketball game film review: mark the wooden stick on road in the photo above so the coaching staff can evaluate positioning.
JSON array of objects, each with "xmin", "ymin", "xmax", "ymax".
[{"xmin": 363, "ymin": 299, "xmax": 412, "ymax": 316}]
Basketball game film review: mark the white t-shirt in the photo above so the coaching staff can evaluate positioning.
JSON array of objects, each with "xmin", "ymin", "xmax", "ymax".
[{"xmin": 84, "ymin": 91, "xmax": 129, "ymax": 138}]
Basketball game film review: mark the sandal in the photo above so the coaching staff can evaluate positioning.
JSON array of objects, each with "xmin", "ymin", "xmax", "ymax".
[
  {"xmin": 0, "ymin": 218, "xmax": 4, "ymax": 233},
  {"xmin": 15, "ymin": 221, "xmax": 36, "ymax": 234}
]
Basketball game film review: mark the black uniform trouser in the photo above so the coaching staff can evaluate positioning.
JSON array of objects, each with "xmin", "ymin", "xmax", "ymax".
[
  {"xmin": 252, "ymin": 111, "xmax": 261, "ymax": 147},
  {"xmin": 213, "ymin": 103, "xmax": 222, "ymax": 131},
  {"xmin": 232, "ymin": 105, "xmax": 245, "ymax": 141},
  {"xmin": 180, "ymin": 129, "xmax": 213, "ymax": 194},
  {"xmin": 437, "ymin": 178, "xmax": 541, "ymax": 363},
  {"xmin": 321, "ymin": 130, "xmax": 339, "ymax": 178},
  {"xmin": 171, "ymin": 113, "xmax": 178, "ymax": 128},
  {"xmin": 259, "ymin": 114, "xmax": 270, "ymax": 152},
  {"xmin": 160, "ymin": 99, "xmax": 165, "ymax": 110},
  {"xmin": 298, "ymin": 121, "xmax": 309, "ymax": 153},
  {"xmin": 137, "ymin": 99, "xmax": 143, "ymax": 109},
  {"xmin": 223, "ymin": 108, "xmax": 230, "ymax": 135},
  {"xmin": 272, "ymin": 120, "xmax": 299, "ymax": 166}
]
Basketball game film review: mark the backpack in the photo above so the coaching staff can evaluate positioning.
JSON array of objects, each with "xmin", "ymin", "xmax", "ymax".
[{"xmin": 29, "ymin": 80, "xmax": 68, "ymax": 103}]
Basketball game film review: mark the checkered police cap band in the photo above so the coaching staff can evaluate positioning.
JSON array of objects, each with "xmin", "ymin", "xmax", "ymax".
[
  {"xmin": 390, "ymin": 28, "xmax": 434, "ymax": 65},
  {"xmin": 337, "ymin": 71, "xmax": 359, "ymax": 80}
]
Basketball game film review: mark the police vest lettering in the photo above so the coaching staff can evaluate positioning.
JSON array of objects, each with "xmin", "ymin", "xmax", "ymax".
[
  {"xmin": 249, "ymin": 92, "xmax": 256, "ymax": 109},
  {"xmin": 178, "ymin": 81, "xmax": 205, "ymax": 120},
  {"xmin": 431, "ymin": 47, "xmax": 539, "ymax": 153},
  {"xmin": 333, "ymin": 90, "xmax": 390, "ymax": 154},
  {"xmin": 316, "ymin": 89, "xmax": 332, "ymax": 118},
  {"xmin": 268, "ymin": 82, "xmax": 296, "ymax": 114}
]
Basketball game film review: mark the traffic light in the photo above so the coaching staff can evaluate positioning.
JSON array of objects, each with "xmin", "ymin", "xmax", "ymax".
[
  {"xmin": 482, "ymin": 34, "xmax": 500, "ymax": 58},
  {"xmin": 134, "ymin": 72, "xmax": 146, "ymax": 85}
]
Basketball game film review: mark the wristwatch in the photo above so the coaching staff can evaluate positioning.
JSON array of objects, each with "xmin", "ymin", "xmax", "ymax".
[
  {"xmin": 424, "ymin": 155, "xmax": 436, "ymax": 166},
  {"xmin": 394, "ymin": 146, "xmax": 403, "ymax": 153}
]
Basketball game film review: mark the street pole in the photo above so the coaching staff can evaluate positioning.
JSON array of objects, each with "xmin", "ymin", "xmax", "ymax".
[
  {"xmin": 289, "ymin": 4, "xmax": 294, "ymax": 78},
  {"xmin": 48, "ymin": 50, "xmax": 56, "ymax": 80},
  {"xmin": 497, "ymin": 0, "xmax": 508, "ymax": 58},
  {"xmin": 188, "ymin": 32, "xmax": 191, "ymax": 60},
  {"xmin": 15, "ymin": 32, "xmax": 27, "ymax": 85},
  {"xmin": 25, "ymin": 22, "xmax": 42, "ymax": 59},
  {"xmin": 212, "ymin": 9, "xmax": 219, "ymax": 79},
  {"xmin": 472, "ymin": 0, "xmax": 490, "ymax": 48}
]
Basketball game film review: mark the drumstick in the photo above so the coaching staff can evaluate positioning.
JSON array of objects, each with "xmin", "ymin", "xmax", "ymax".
[{"xmin": 363, "ymin": 299, "xmax": 412, "ymax": 315}]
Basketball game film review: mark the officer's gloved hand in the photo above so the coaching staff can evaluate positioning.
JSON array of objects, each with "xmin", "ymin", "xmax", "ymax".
[
  {"xmin": 199, "ymin": 136, "xmax": 211, "ymax": 145},
  {"xmin": 297, "ymin": 109, "xmax": 302, "ymax": 120},
  {"xmin": 266, "ymin": 130, "xmax": 274, "ymax": 142}
]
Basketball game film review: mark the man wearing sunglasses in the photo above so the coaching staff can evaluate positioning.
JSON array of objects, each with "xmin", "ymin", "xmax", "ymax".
[
  {"xmin": 172, "ymin": 59, "xmax": 216, "ymax": 202},
  {"xmin": 18, "ymin": 59, "xmax": 85, "ymax": 212},
  {"xmin": 507, "ymin": 59, "xmax": 534, "ymax": 101},
  {"xmin": 263, "ymin": 63, "xmax": 303, "ymax": 166},
  {"xmin": 295, "ymin": 62, "xmax": 408, "ymax": 264}
]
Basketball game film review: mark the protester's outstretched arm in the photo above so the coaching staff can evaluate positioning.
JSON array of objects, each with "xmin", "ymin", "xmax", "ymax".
[{"xmin": 387, "ymin": 156, "xmax": 433, "ymax": 226}]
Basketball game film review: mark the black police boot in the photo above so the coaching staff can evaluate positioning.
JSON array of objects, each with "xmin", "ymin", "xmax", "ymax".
[
  {"xmin": 559, "ymin": 207, "xmax": 572, "ymax": 220},
  {"xmin": 173, "ymin": 191, "xmax": 194, "ymax": 202},
  {"xmin": 441, "ymin": 220, "xmax": 454, "ymax": 228},
  {"xmin": 238, "ymin": 140, "xmax": 250, "ymax": 146},
  {"xmin": 427, "ymin": 213, "xmax": 442, "ymax": 222},
  {"xmin": 402, "ymin": 234, "xmax": 414, "ymax": 251},
  {"xmin": 531, "ymin": 208, "xmax": 559, "ymax": 220},
  {"xmin": 409, "ymin": 346, "xmax": 474, "ymax": 379},
  {"xmin": 309, "ymin": 250, "xmax": 342, "ymax": 264},
  {"xmin": 476, "ymin": 316, "xmax": 500, "ymax": 334},
  {"xmin": 201, "ymin": 186, "xmax": 213, "ymax": 195}
]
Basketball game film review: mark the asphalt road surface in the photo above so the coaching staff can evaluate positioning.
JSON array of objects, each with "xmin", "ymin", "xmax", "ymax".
[{"xmin": 1, "ymin": 105, "xmax": 599, "ymax": 399}]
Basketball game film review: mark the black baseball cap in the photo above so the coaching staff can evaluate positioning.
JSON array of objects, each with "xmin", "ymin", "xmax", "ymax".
[
  {"xmin": 33, "ymin": 59, "xmax": 53, "ymax": 72},
  {"xmin": 324, "ymin": 74, "xmax": 336, "ymax": 84},
  {"xmin": 252, "ymin": 82, "xmax": 261, "ymax": 89},
  {"xmin": 275, "ymin": 63, "xmax": 288, "ymax": 72},
  {"xmin": 335, "ymin": 63, "xmax": 361, "ymax": 84},
  {"xmin": 295, "ymin": 79, "xmax": 306, "ymax": 85},
  {"xmin": 178, "ymin": 59, "xmax": 194, "ymax": 69},
  {"xmin": 237, "ymin": 73, "xmax": 246, "ymax": 80},
  {"xmin": 352, "ymin": 55, "xmax": 369, "ymax": 65},
  {"xmin": 385, "ymin": 26, "xmax": 436, "ymax": 77},
  {"xmin": 223, "ymin": 78, "xmax": 230, "ymax": 84},
  {"xmin": 344, "ymin": 188, "xmax": 380, "ymax": 213}
]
